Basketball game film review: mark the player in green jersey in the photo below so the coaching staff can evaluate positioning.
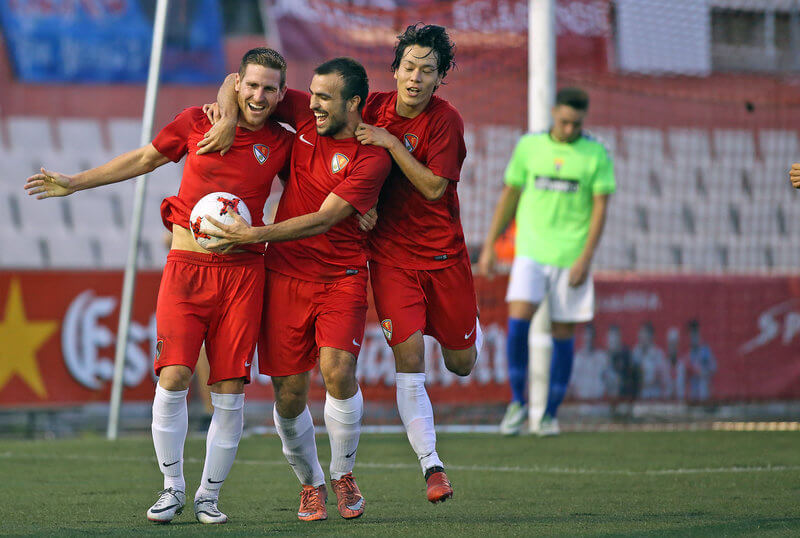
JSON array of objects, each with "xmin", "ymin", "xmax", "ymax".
[{"xmin": 478, "ymin": 87, "xmax": 615, "ymax": 436}]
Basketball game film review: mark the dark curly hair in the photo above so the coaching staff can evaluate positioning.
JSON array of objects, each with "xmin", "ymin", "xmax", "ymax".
[{"xmin": 391, "ymin": 23, "xmax": 456, "ymax": 80}]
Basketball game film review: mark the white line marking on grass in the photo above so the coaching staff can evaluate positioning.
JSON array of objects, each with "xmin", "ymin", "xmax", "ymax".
[{"xmin": 1, "ymin": 451, "xmax": 797, "ymax": 476}]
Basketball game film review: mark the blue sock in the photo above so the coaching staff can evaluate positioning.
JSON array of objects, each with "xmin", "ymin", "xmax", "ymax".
[
  {"xmin": 544, "ymin": 337, "xmax": 575, "ymax": 418},
  {"xmin": 506, "ymin": 318, "xmax": 531, "ymax": 405}
]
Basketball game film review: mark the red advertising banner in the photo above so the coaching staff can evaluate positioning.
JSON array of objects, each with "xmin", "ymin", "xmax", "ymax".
[{"xmin": 0, "ymin": 271, "xmax": 798, "ymax": 409}]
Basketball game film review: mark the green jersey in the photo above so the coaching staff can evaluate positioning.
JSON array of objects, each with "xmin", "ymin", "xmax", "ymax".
[{"xmin": 504, "ymin": 131, "xmax": 615, "ymax": 268}]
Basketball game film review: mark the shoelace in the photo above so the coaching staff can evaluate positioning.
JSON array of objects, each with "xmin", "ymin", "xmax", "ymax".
[
  {"xmin": 195, "ymin": 499, "xmax": 219, "ymax": 514},
  {"xmin": 155, "ymin": 488, "xmax": 182, "ymax": 506},
  {"xmin": 300, "ymin": 488, "xmax": 324, "ymax": 510},
  {"xmin": 335, "ymin": 476, "xmax": 359, "ymax": 502}
]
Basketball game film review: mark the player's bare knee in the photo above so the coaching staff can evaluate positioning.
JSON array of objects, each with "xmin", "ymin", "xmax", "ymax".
[
  {"xmin": 443, "ymin": 351, "xmax": 475, "ymax": 377},
  {"xmin": 157, "ymin": 365, "xmax": 192, "ymax": 391},
  {"xmin": 210, "ymin": 378, "xmax": 245, "ymax": 394},
  {"xmin": 272, "ymin": 374, "xmax": 310, "ymax": 417}
]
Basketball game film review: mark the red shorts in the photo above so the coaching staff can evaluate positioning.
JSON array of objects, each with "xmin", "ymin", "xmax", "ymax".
[
  {"xmin": 258, "ymin": 269, "xmax": 368, "ymax": 377},
  {"xmin": 370, "ymin": 256, "xmax": 479, "ymax": 350},
  {"xmin": 155, "ymin": 250, "xmax": 264, "ymax": 384}
]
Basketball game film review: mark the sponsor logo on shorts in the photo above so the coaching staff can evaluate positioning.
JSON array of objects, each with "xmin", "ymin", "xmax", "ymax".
[
  {"xmin": 403, "ymin": 133, "xmax": 419, "ymax": 152},
  {"xmin": 244, "ymin": 360, "xmax": 251, "ymax": 368},
  {"xmin": 155, "ymin": 339, "xmax": 164, "ymax": 360},
  {"xmin": 352, "ymin": 338, "xmax": 360, "ymax": 347},
  {"xmin": 381, "ymin": 319, "xmax": 392, "ymax": 341},
  {"xmin": 253, "ymin": 144, "xmax": 270, "ymax": 164},
  {"xmin": 331, "ymin": 153, "xmax": 349, "ymax": 173}
]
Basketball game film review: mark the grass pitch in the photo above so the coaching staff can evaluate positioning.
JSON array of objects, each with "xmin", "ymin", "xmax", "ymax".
[{"xmin": 2, "ymin": 431, "xmax": 799, "ymax": 536}]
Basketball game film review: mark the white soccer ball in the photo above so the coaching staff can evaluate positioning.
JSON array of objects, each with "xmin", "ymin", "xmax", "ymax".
[{"xmin": 189, "ymin": 192, "xmax": 252, "ymax": 250}]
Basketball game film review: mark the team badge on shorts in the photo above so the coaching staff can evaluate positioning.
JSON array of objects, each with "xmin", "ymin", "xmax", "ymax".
[
  {"xmin": 403, "ymin": 133, "xmax": 418, "ymax": 152},
  {"xmin": 253, "ymin": 144, "xmax": 270, "ymax": 164},
  {"xmin": 155, "ymin": 339, "xmax": 164, "ymax": 361},
  {"xmin": 331, "ymin": 153, "xmax": 349, "ymax": 173},
  {"xmin": 380, "ymin": 319, "xmax": 393, "ymax": 341}
]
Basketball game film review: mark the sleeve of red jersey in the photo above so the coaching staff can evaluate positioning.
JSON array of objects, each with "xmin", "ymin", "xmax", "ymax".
[
  {"xmin": 151, "ymin": 107, "xmax": 200, "ymax": 162},
  {"xmin": 272, "ymin": 89, "xmax": 311, "ymax": 129},
  {"xmin": 332, "ymin": 150, "xmax": 392, "ymax": 215},
  {"xmin": 423, "ymin": 107, "xmax": 467, "ymax": 182}
]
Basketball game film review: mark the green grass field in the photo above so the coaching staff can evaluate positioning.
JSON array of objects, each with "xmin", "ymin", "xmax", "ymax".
[{"xmin": 2, "ymin": 431, "xmax": 799, "ymax": 536}]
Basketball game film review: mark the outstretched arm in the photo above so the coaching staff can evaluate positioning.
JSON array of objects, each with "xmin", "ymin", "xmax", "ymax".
[
  {"xmin": 205, "ymin": 192, "xmax": 356, "ymax": 249},
  {"xmin": 477, "ymin": 185, "xmax": 522, "ymax": 277},
  {"xmin": 24, "ymin": 144, "xmax": 169, "ymax": 199}
]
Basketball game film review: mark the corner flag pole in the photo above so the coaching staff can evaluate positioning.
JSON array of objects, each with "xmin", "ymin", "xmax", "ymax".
[
  {"xmin": 527, "ymin": 0, "xmax": 556, "ymax": 433},
  {"xmin": 107, "ymin": 0, "xmax": 170, "ymax": 441}
]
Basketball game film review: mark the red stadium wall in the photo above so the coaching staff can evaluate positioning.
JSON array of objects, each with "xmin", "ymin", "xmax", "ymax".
[{"xmin": 1, "ymin": 271, "xmax": 798, "ymax": 409}]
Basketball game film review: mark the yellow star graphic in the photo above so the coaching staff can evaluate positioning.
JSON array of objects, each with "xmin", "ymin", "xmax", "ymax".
[{"xmin": 0, "ymin": 278, "xmax": 58, "ymax": 398}]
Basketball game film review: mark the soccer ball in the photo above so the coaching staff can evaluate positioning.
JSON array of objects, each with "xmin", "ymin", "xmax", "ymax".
[{"xmin": 189, "ymin": 192, "xmax": 252, "ymax": 250}]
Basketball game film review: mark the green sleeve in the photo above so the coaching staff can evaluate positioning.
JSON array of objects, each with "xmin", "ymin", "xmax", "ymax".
[
  {"xmin": 592, "ymin": 147, "xmax": 616, "ymax": 195},
  {"xmin": 503, "ymin": 137, "xmax": 528, "ymax": 188}
]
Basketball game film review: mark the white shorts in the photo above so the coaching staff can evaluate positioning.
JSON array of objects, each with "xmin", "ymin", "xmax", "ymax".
[{"xmin": 505, "ymin": 256, "xmax": 594, "ymax": 323}]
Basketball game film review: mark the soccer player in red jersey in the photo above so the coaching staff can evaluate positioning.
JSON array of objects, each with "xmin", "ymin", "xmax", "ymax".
[
  {"xmin": 204, "ymin": 58, "xmax": 391, "ymax": 522},
  {"xmin": 355, "ymin": 24, "xmax": 483, "ymax": 503},
  {"xmin": 24, "ymin": 48, "xmax": 294, "ymax": 525}
]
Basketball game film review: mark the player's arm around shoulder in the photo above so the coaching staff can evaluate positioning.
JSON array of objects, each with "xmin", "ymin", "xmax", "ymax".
[{"xmin": 355, "ymin": 123, "xmax": 449, "ymax": 201}]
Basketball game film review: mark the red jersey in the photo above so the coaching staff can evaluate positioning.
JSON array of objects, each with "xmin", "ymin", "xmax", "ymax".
[
  {"xmin": 152, "ymin": 107, "xmax": 293, "ymax": 254},
  {"xmin": 267, "ymin": 90, "xmax": 391, "ymax": 281},
  {"xmin": 363, "ymin": 91, "xmax": 468, "ymax": 269}
]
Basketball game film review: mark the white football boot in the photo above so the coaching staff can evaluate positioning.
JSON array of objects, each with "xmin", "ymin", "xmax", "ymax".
[
  {"xmin": 536, "ymin": 416, "xmax": 561, "ymax": 437},
  {"xmin": 194, "ymin": 496, "xmax": 228, "ymax": 524},
  {"xmin": 146, "ymin": 488, "xmax": 186, "ymax": 523}
]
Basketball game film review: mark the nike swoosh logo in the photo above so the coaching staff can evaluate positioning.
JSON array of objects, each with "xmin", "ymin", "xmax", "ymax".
[
  {"xmin": 346, "ymin": 498, "xmax": 364, "ymax": 511},
  {"xmin": 464, "ymin": 326, "xmax": 476, "ymax": 339},
  {"xmin": 244, "ymin": 361, "xmax": 251, "ymax": 367},
  {"xmin": 208, "ymin": 478, "xmax": 224, "ymax": 484},
  {"xmin": 352, "ymin": 338, "xmax": 360, "ymax": 347},
  {"xmin": 162, "ymin": 460, "xmax": 180, "ymax": 467},
  {"xmin": 299, "ymin": 133, "xmax": 314, "ymax": 146},
  {"xmin": 150, "ymin": 503, "xmax": 180, "ymax": 513},
  {"xmin": 345, "ymin": 449, "xmax": 357, "ymax": 458}
]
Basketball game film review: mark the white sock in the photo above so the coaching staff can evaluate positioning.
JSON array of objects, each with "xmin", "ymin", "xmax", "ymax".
[
  {"xmin": 273, "ymin": 406, "xmax": 325, "ymax": 487},
  {"xmin": 324, "ymin": 388, "xmax": 363, "ymax": 480},
  {"xmin": 151, "ymin": 385, "xmax": 189, "ymax": 492},
  {"xmin": 475, "ymin": 317, "xmax": 484, "ymax": 359},
  {"xmin": 396, "ymin": 372, "xmax": 443, "ymax": 474},
  {"xmin": 195, "ymin": 392, "xmax": 244, "ymax": 501}
]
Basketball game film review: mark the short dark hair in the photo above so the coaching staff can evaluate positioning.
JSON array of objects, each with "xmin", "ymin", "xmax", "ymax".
[
  {"xmin": 239, "ymin": 47, "xmax": 287, "ymax": 87},
  {"xmin": 391, "ymin": 23, "xmax": 456, "ymax": 80},
  {"xmin": 555, "ymin": 87, "xmax": 589, "ymax": 111},
  {"xmin": 314, "ymin": 57, "xmax": 369, "ymax": 112}
]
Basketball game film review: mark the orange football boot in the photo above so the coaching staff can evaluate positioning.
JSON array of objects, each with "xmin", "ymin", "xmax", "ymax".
[
  {"xmin": 330, "ymin": 473, "xmax": 365, "ymax": 519},
  {"xmin": 297, "ymin": 484, "xmax": 327, "ymax": 521},
  {"xmin": 425, "ymin": 466, "xmax": 454, "ymax": 503}
]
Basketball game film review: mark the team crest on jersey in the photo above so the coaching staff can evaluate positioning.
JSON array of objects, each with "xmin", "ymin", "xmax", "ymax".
[
  {"xmin": 331, "ymin": 153, "xmax": 349, "ymax": 173},
  {"xmin": 253, "ymin": 144, "xmax": 270, "ymax": 164},
  {"xmin": 403, "ymin": 133, "xmax": 419, "ymax": 152},
  {"xmin": 381, "ymin": 319, "xmax": 393, "ymax": 341},
  {"xmin": 553, "ymin": 158, "xmax": 564, "ymax": 172}
]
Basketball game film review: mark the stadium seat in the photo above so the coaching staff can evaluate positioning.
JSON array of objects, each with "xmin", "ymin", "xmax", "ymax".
[
  {"xmin": 659, "ymin": 159, "xmax": 702, "ymax": 198},
  {"xmin": 0, "ymin": 233, "xmax": 47, "ymax": 268},
  {"xmin": 56, "ymin": 118, "xmax": 107, "ymax": 154},
  {"xmin": 613, "ymin": 158, "xmax": 654, "ymax": 195},
  {"xmin": 6, "ymin": 191, "xmax": 71, "ymax": 235},
  {"xmin": 68, "ymin": 192, "xmax": 127, "ymax": 234},
  {"xmin": 681, "ymin": 238, "xmax": 727, "ymax": 272},
  {"xmin": 108, "ymin": 118, "xmax": 143, "ymax": 155},
  {"xmin": 733, "ymin": 202, "xmax": 782, "ymax": 238},
  {"xmin": 750, "ymin": 162, "xmax": 793, "ymax": 201},
  {"xmin": 770, "ymin": 239, "xmax": 800, "ymax": 272},
  {"xmin": 45, "ymin": 234, "xmax": 99, "ymax": 268},
  {"xmin": 632, "ymin": 236, "xmax": 681, "ymax": 271},
  {"xmin": 713, "ymin": 129, "xmax": 756, "ymax": 162},
  {"xmin": 5, "ymin": 116, "xmax": 55, "ymax": 154},
  {"xmin": 667, "ymin": 128, "xmax": 711, "ymax": 162},
  {"xmin": 758, "ymin": 129, "xmax": 798, "ymax": 164},
  {"xmin": 622, "ymin": 127, "xmax": 665, "ymax": 162},
  {"xmin": 693, "ymin": 200, "xmax": 737, "ymax": 238}
]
